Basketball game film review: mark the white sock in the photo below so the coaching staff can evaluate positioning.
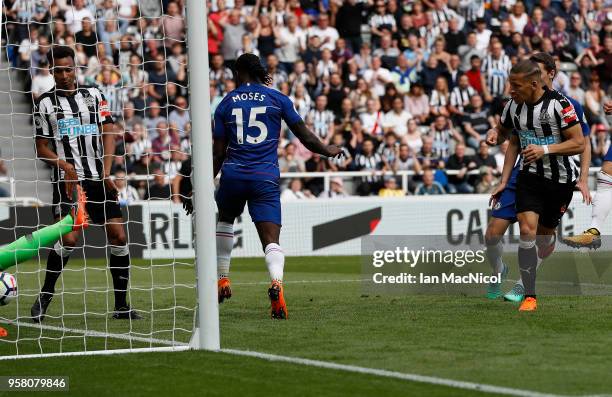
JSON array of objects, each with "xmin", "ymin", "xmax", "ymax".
[
  {"xmin": 590, "ymin": 170, "xmax": 612, "ymax": 232},
  {"xmin": 264, "ymin": 243, "xmax": 284, "ymax": 282},
  {"xmin": 486, "ymin": 240, "xmax": 505, "ymax": 275},
  {"xmin": 216, "ymin": 222, "xmax": 233, "ymax": 279}
]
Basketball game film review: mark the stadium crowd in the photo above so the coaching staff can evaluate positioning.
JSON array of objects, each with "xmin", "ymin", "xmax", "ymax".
[{"xmin": 3, "ymin": 0, "xmax": 612, "ymax": 199}]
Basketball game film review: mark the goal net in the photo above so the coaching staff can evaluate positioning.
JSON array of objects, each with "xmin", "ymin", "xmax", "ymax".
[{"xmin": 0, "ymin": 0, "xmax": 206, "ymax": 358}]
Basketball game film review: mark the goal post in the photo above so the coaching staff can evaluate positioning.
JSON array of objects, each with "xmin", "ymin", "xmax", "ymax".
[
  {"xmin": 185, "ymin": 0, "xmax": 220, "ymax": 351},
  {"xmin": 0, "ymin": 0, "xmax": 219, "ymax": 358}
]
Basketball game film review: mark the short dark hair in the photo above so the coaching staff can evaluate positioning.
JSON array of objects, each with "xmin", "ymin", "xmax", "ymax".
[
  {"xmin": 510, "ymin": 59, "xmax": 541, "ymax": 80},
  {"xmin": 47, "ymin": 45, "xmax": 75, "ymax": 67},
  {"xmin": 530, "ymin": 52, "xmax": 556, "ymax": 74}
]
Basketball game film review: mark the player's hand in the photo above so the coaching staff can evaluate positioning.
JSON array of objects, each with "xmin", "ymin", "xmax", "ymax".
[
  {"xmin": 103, "ymin": 174, "xmax": 119, "ymax": 197},
  {"xmin": 324, "ymin": 145, "xmax": 343, "ymax": 158},
  {"xmin": 576, "ymin": 179, "xmax": 592, "ymax": 205},
  {"xmin": 62, "ymin": 164, "xmax": 78, "ymax": 198},
  {"xmin": 485, "ymin": 129, "xmax": 498, "ymax": 146},
  {"xmin": 522, "ymin": 144, "xmax": 545, "ymax": 164},
  {"xmin": 489, "ymin": 182, "xmax": 506, "ymax": 208},
  {"xmin": 182, "ymin": 196, "xmax": 193, "ymax": 215}
]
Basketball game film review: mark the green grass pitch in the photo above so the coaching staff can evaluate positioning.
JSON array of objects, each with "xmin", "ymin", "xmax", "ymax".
[{"xmin": 1, "ymin": 255, "xmax": 612, "ymax": 396}]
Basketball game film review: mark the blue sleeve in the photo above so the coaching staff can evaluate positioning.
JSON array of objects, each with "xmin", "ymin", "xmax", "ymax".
[
  {"xmin": 279, "ymin": 93, "xmax": 303, "ymax": 126},
  {"xmin": 568, "ymin": 97, "xmax": 589, "ymax": 136},
  {"xmin": 213, "ymin": 101, "xmax": 227, "ymax": 139}
]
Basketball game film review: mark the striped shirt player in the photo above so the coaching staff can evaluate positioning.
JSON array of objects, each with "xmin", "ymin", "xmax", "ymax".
[
  {"xmin": 34, "ymin": 86, "xmax": 124, "ymax": 224},
  {"xmin": 500, "ymin": 89, "xmax": 581, "ymax": 184},
  {"xmin": 482, "ymin": 53, "xmax": 511, "ymax": 97}
]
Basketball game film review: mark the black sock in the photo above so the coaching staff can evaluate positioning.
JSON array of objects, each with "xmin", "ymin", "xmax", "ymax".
[
  {"xmin": 518, "ymin": 244, "xmax": 538, "ymax": 297},
  {"xmin": 41, "ymin": 250, "xmax": 70, "ymax": 295},
  {"xmin": 109, "ymin": 254, "xmax": 130, "ymax": 309}
]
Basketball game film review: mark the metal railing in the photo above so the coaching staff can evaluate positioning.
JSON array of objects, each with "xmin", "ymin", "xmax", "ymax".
[{"xmin": 0, "ymin": 167, "xmax": 604, "ymax": 205}]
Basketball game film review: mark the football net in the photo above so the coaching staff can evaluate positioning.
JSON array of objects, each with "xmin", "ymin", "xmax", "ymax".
[{"xmin": 0, "ymin": 0, "xmax": 207, "ymax": 358}]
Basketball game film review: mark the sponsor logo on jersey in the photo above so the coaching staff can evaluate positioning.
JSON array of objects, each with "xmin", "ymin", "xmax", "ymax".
[
  {"xmin": 517, "ymin": 130, "xmax": 556, "ymax": 149},
  {"xmin": 58, "ymin": 118, "xmax": 99, "ymax": 137},
  {"xmin": 538, "ymin": 111, "xmax": 552, "ymax": 123},
  {"xmin": 84, "ymin": 95, "xmax": 95, "ymax": 107}
]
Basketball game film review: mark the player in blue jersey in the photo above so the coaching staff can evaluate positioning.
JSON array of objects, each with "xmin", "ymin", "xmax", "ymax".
[
  {"xmin": 212, "ymin": 53, "xmax": 342, "ymax": 319},
  {"xmin": 563, "ymin": 100, "xmax": 612, "ymax": 249},
  {"xmin": 484, "ymin": 52, "xmax": 592, "ymax": 302}
]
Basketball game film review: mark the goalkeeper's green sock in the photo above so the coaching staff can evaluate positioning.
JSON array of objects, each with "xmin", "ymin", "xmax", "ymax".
[{"xmin": 0, "ymin": 215, "xmax": 74, "ymax": 270}]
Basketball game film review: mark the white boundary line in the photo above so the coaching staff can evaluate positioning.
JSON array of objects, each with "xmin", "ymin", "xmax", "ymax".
[{"xmin": 220, "ymin": 349, "xmax": 567, "ymax": 397}]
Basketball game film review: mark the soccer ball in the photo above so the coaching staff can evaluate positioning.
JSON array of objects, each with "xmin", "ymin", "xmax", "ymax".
[{"xmin": 0, "ymin": 272, "xmax": 17, "ymax": 306}]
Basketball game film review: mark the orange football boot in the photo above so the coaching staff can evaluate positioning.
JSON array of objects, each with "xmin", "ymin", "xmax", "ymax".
[
  {"xmin": 518, "ymin": 297, "xmax": 537, "ymax": 311},
  {"xmin": 268, "ymin": 280, "xmax": 288, "ymax": 319},
  {"xmin": 218, "ymin": 277, "xmax": 232, "ymax": 303},
  {"xmin": 71, "ymin": 185, "xmax": 89, "ymax": 231}
]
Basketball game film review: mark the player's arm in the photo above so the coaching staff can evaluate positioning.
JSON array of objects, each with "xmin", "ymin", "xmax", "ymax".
[
  {"xmin": 101, "ymin": 122, "xmax": 120, "ymax": 193},
  {"xmin": 212, "ymin": 104, "xmax": 229, "ymax": 179},
  {"xmin": 33, "ymin": 102, "xmax": 78, "ymax": 197},
  {"xmin": 523, "ymin": 123, "xmax": 584, "ymax": 164},
  {"xmin": 289, "ymin": 121, "xmax": 342, "ymax": 158},
  {"xmin": 280, "ymin": 94, "xmax": 342, "ymax": 158}
]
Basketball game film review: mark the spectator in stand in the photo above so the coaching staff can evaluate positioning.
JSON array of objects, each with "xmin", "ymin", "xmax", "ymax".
[
  {"xmin": 404, "ymin": 119, "xmax": 423, "ymax": 154},
  {"xmin": 405, "ymin": 83, "xmax": 430, "ymax": 124},
  {"xmin": 415, "ymin": 168, "xmax": 446, "ymax": 195},
  {"xmin": 474, "ymin": 140, "xmax": 497, "ymax": 172},
  {"xmin": 319, "ymin": 177, "xmax": 348, "ymax": 199},
  {"xmin": 429, "ymin": 115, "xmax": 463, "ymax": 160},
  {"xmin": 31, "ymin": 60, "xmax": 54, "ymax": 100},
  {"xmin": 360, "ymin": 98, "xmax": 384, "ymax": 139},
  {"xmin": 145, "ymin": 168, "xmax": 171, "ymax": 200},
  {"xmin": 144, "ymin": 101, "xmax": 167, "ymax": 139},
  {"xmin": 429, "ymin": 76, "xmax": 450, "ymax": 118},
  {"xmin": 281, "ymin": 178, "xmax": 314, "ymax": 200},
  {"xmin": 449, "ymin": 74, "xmax": 476, "ymax": 123},
  {"xmin": 364, "ymin": 56, "xmax": 392, "ymax": 98},
  {"xmin": 151, "ymin": 121, "xmax": 180, "ymax": 162},
  {"xmin": 308, "ymin": 13, "xmax": 339, "ymax": 51},
  {"xmin": 568, "ymin": 73, "xmax": 586, "ymax": 106},
  {"xmin": 279, "ymin": 142, "xmax": 306, "ymax": 173},
  {"xmin": 476, "ymin": 166, "xmax": 498, "ymax": 194},
  {"xmin": 379, "ymin": 176, "xmax": 405, "ymax": 197},
  {"xmin": 115, "ymin": 170, "xmax": 141, "ymax": 206},
  {"xmin": 307, "ymin": 95, "xmax": 335, "ymax": 144},
  {"xmin": 354, "ymin": 139, "xmax": 385, "ymax": 196},
  {"xmin": 65, "ymin": 0, "xmax": 95, "ymax": 34},
  {"xmin": 383, "ymin": 96, "xmax": 412, "ymax": 137},
  {"xmin": 334, "ymin": 0, "xmax": 365, "ymax": 52},
  {"xmin": 220, "ymin": 9, "xmax": 246, "ymax": 68},
  {"xmin": 462, "ymin": 94, "xmax": 492, "ymax": 150},
  {"xmin": 394, "ymin": 143, "xmax": 422, "ymax": 175},
  {"xmin": 446, "ymin": 143, "xmax": 477, "ymax": 194},
  {"xmin": 168, "ymin": 96, "xmax": 190, "ymax": 136}
]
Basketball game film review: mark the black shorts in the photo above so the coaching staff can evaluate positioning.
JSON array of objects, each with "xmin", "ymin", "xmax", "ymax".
[
  {"xmin": 515, "ymin": 172, "xmax": 574, "ymax": 228},
  {"xmin": 52, "ymin": 180, "xmax": 123, "ymax": 224}
]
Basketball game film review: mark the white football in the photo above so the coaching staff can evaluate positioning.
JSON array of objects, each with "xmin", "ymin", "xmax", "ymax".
[{"xmin": 0, "ymin": 272, "xmax": 18, "ymax": 306}]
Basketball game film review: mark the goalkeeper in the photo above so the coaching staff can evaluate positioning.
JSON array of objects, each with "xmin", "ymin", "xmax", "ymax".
[{"xmin": 0, "ymin": 186, "xmax": 88, "ymax": 270}]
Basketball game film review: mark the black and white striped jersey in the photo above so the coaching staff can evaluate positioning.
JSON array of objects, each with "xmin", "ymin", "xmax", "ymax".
[
  {"xmin": 450, "ymin": 86, "xmax": 476, "ymax": 112},
  {"xmin": 34, "ymin": 86, "xmax": 115, "ymax": 181},
  {"xmin": 481, "ymin": 54, "xmax": 512, "ymax": 97},
  {"xmin": 501, "ymin": 89, "xmax": 580, "ymax": 184},
  {"xmin": 354, "ymin": 152, "xmax": 383, "ymax": 182}
]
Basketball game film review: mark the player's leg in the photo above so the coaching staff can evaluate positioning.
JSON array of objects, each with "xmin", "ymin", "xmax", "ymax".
[
  {"xmin": 106, "ymin": 218, "xmax": 140, "ymax": 319},
  {"xmin": 214, "ymin": 178, "xmax": 248, "ymax": 304},
  {"xmin": 484, "ymin": 217, "xmax": 511, "ymax": 299},
  {"xmin": 216, "ymin": 211, "xmax": 236, "ymax": 303},
  {"xmin": 563, "ymin": 160, "xmax": 612, "ymax": 249},
  {"xmin": 248, "ymin": 180, "xmax": 287, "ymax": 319},
  {"xmin": 516, "ymin": 211, "xmax": 539, "ymax": 311},
  {"xmin": 31, "ymin": 182, "xmax": 82, "ymax": 322}
]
